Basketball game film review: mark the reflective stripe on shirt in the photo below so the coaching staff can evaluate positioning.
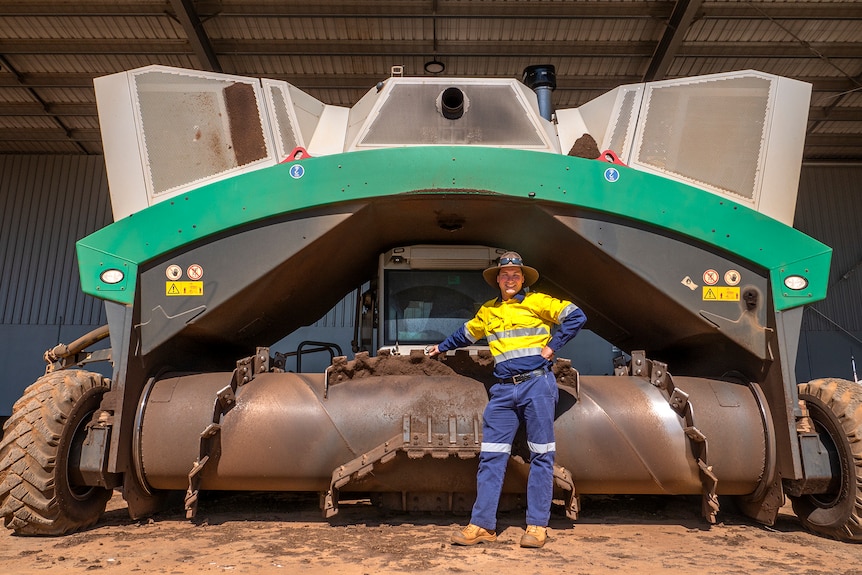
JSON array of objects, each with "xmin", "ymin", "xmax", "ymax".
[
  {"xmin": 462, "ymin": 324, "xmax": 479, "ymax": 344},
  {"xmin": 494, "ymin": 345, "xmax": 545, "ymax": 364},
  {"xmin": 486, "ymin": 327, "xmax": 549, "ymax": 342},
  {"xmin": 558, "ymin": 303, "xmax": 578, "ymax": 321}
]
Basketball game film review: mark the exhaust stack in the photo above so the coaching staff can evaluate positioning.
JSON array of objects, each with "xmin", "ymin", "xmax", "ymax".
[{"xmin": 523, "ymin": 64, "xmax": 557, "ymax": 121}]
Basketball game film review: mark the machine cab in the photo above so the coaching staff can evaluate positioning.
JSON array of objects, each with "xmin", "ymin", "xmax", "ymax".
[{"xmin": 376, "ymin": 245, "xmax": 503, "ymax": 355}]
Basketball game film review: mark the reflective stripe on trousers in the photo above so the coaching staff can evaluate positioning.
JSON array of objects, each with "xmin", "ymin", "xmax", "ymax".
[{"xmin": 471, "ymin": 369, "xmax": 559, "ymax": 531}]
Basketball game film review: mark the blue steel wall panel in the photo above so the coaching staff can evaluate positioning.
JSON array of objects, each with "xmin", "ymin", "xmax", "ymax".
[
  {"xmin": 0, "ymin": 156, "xmax": 112, "ymax": 416},
  {"xmin": 794, "ymin": 165, "xmax": 862, "ymax": 382},
  {"xmin": 0, "ymin": 155, "xmax": 111, "ymax": 326}
]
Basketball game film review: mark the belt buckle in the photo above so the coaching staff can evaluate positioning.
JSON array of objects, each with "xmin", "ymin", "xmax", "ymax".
[{"xmin": 505, "ymin": 369, "xmax": 542, "ymax": 385}]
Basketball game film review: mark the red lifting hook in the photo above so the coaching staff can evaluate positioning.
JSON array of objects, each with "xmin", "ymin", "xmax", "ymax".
[
  {"xmin": 597, "ymin": 149, "xmax": 627, "ymax": 166},
  {"xmin": 281, "ymin": 147, "xmax": 313, "ymax": 163}
]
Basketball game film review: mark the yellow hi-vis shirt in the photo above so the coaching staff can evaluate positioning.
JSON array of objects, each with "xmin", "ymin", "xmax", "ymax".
[{"xmin": 461, "ymin": 292, "xmax": 582, "ymax": 369}]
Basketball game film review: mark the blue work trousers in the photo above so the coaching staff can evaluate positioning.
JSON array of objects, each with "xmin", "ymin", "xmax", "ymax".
[{"xmin": 471, "ymin": 369, "xmax": 559, "ymax": 530}]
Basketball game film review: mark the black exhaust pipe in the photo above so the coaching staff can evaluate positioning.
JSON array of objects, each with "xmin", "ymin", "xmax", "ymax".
[
  {"xmin": 441, "ymin": 87, "xmax": 465, "ymax": 120},
  {"xmin": 523, "ymin": 65, "xmax": 557, "ymax": 121}
]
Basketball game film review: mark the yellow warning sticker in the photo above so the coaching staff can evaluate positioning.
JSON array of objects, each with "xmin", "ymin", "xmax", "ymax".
[
  {"xmin": 166, "ymin": 281, "xmax": 204, "ymax": 296},
  {"xmin": 703, "ymin": 286, "xmax": 739, "ymax": 301}
]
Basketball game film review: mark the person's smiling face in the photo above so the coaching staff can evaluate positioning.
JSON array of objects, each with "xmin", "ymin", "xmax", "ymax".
[{"xmin": 497, "ymin": 266, "xmax": 524, "ymax": 300}]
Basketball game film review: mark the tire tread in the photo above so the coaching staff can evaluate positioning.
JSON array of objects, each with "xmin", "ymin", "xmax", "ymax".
[
  {"xmin": 0, "ymin": 370, "xmax": 111, "ymax": 535},
  {"xmin": 794, "ymin": 378, "xmax": 862, "ymax": 541}
]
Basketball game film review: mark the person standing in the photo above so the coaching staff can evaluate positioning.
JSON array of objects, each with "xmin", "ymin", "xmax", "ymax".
[{"xmin": 428, "ymin": 251, "xmax": 586, "ymax": 548}]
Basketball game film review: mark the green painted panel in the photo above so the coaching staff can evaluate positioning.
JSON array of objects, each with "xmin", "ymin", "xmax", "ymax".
[{"xmin": 77, "ymin": 146, "xmax": 831, "ymax": 310}]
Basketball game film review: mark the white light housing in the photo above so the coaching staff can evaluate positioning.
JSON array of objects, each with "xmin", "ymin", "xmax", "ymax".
[
  {"xmin": 100, "ymin": 269, "xmax": 125, "ymax": 284},
  {"xmin": 783, "ymin": 275, "xmax": 808, "ymax": 291}
]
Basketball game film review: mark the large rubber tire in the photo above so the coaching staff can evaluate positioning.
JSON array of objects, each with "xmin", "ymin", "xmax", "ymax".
[
  {"xmin": 0, "ymin": 370, "xmax": 112, "ymax": 535},
  {"xmin": 790, "ymin": 378, "xmax": 862, "ymax": 541}
]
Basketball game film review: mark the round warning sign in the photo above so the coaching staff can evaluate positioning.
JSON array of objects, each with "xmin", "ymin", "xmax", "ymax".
[
  {"xmin": 725, "ymin": 269, "xmax": 741, "ymax": 286},
  {"xmin": 166, "ymin": 264, "xmax": 182, "ymax": 281},
  {"xmin": 703, "ymin": 269, "xmax": 719, "ymax": 286},
  {"xmin": 187, "ymin": 264, "xmax": 203, "ymax": 281}
]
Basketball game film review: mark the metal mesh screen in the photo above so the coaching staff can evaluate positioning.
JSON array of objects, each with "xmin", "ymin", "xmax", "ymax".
[
  {"xmin": 268, "ymin": 84, "xmax": 300, "ymax": 157},
  {"xmin": 608, "ymin": 88, "xmax": 637, "ymax": 157},
  {"xmin": 636, "ymin": 75, "xmax": 772, "ymax": 200},
  {"xmin": 134, "ymin": 70, "xmax": 268, "ymax": 196}
]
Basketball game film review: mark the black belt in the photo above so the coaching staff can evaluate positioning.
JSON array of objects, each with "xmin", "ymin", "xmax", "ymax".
[{"xmin": 498, "ymin": 367, "xmax": 548, "ymax": 385}]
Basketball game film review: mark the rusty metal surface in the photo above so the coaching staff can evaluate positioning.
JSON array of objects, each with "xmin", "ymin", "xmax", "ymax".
[
  {"xmin": 569, "ymin": 375, "xmax": 766, "ymax": 494},
  {"xmin": 139, "ymin": 367, "xmax": 766, "ymax": 498}
]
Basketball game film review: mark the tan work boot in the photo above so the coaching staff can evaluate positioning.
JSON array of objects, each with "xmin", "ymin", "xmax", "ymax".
[
  {"xmin": 451, "ymin": 523, "xmax": 497, "ymax": 545},
  {"xmin": 520, "ymin": 525, "xmax": 548, "ymax": 548}
]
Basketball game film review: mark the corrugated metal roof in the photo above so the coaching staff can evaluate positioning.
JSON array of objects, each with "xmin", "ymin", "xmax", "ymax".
[{"xmin": 0, "ymin": 0, "xmax": 859, "ymax": 159}]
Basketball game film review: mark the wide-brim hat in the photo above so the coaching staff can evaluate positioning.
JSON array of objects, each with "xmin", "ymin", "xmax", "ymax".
[{"xmin": 483, "ymin": 251, "xmax": 539, "ymax": 288}]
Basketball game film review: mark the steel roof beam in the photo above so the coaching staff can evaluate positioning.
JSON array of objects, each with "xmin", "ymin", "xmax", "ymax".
[
  {"xmin": 168, "ymin": 0, "xmax": 221, "ymax": 73},
  {"xmin": 643, "ymin": 0, "xmax": 703, "ymax": 82}
]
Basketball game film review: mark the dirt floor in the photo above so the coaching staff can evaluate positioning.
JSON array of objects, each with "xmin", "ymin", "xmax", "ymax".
[{"xmin": 1, "ymin": 491, "xmax": 860, "ymax": 575}]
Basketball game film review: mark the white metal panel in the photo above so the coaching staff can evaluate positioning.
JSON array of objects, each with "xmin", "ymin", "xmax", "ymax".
[
  {"xmin": 570, "ymin": 70, "xmax": 811, "ymax": 225},
  {"xmin": 758, "ymin": 76, "xmax": 812, "ymax": 225},
  {"xmin": 307, "ymin": 104, "xmax": 350, "ymax": 156},
  {"xmin": 94, "ymin": 70, "xmax": 150, "ymax": 219},
  {"xmin": 554, "ymin": 107, "xmax": 590, "ymax": 156},
  {"xmin": 95, "ymin": 66, "xmax": 279, "ymax": 219}
]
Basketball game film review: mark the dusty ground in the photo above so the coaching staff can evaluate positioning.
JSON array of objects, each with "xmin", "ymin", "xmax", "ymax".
[{"xmin": 1, "ymin": 492, "xmax": 860, "ymax": 575}]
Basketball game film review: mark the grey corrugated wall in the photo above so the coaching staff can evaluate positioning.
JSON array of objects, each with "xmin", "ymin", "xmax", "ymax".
[
  {"xmin": 794, "ymin": 165, "xmax": 862, "ymax": 382},
  {"xmin": 0, "ymin": 155, "xmax": 111, "ymax": 325},
  {"xmin": 0, "ymin": 156, "xmax": 112, "ymax": 416}
]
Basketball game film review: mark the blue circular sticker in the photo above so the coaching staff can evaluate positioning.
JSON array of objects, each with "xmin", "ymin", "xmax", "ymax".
[
  {"xmin": 289, "ymin": 164, "xmax": 305, "ymax": 179},
  {"xmin": 604, "ymin": 167, "xmax": 620, "ymax": 183}
]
